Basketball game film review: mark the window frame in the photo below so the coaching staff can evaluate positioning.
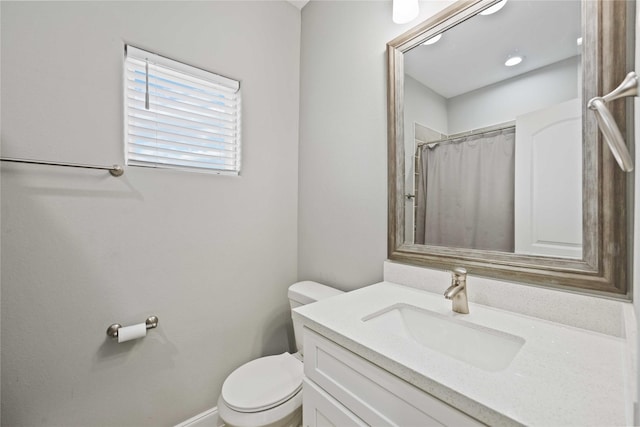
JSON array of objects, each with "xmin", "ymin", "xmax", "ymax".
[{"xmin": 123, "ymin": 45, "xmax": 242, "ymax": 175}]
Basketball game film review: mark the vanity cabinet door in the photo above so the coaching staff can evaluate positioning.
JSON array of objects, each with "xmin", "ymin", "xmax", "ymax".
[
  {"xmin": 303, "ymin": 378, "xmax": 367, "ymax": 427},
  {"xmin": 303, "ymin": 328, "xmax": 483, "ymax": 427}
]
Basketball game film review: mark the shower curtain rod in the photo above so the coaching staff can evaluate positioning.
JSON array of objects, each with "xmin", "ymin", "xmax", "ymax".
[
  {"xmin": 447, "ymin": 122, "xmax": 515, "ymax": 139},
  {"xmin": 0, "ymin": 157, "xmax": 124, "ymax": 177},
  {"xmin": 417, "ymin": 122, "xmax": 516, "ymax": 149}
]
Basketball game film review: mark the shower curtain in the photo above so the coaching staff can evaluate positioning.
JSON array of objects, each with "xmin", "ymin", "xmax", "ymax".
[{"xmin": 415, "ymin": 127, "xmax": 515, "ymax": 252}]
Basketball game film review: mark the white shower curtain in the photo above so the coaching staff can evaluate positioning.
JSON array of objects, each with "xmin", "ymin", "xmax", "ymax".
[{"xmin": 415, "ymin": 127, "xmax": 515, "ymax": 252}]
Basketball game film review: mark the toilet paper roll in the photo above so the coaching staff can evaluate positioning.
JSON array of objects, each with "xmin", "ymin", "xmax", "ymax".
[{"xmin": 118, "ymin": 323, "xmax": 147, "ymax": 343}]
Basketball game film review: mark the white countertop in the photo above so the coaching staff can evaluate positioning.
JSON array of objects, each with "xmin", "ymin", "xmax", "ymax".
[{"xmin": 293, "ymin": 281, "xmax": 631, "ymax": 426}]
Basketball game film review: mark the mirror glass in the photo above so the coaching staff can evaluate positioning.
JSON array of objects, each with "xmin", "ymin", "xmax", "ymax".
[
  {"xmin": 403, "ymin": 0, "xmax": 583, "ymax": 259},
  {"xmin": 388, "ymin": 0, "xmax": 632, "ymax": 295}
]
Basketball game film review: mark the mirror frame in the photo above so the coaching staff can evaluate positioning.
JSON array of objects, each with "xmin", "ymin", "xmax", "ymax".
[{"xmin": 387, "ymin": 0, "xmax": 631, "ymax": 296}]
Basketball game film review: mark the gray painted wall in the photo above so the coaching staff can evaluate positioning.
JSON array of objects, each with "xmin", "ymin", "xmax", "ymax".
[
  {"xmin": 1, "ymin": 2, "xmax": 300, "ymax": 425},
  {"xmin": 404, "ymin": 74, "xmax": 449, "ymax": 136},
  {"xmin": 404, "ymin": 57, "xmax": 578, "ymax": 137},
  {"xmin": 447, "ymin": 56, "xmax": 580, "ymax": 134},
  {"xmin": 298, "ymin": 0, "xmax": 454, "ymax": 291}
]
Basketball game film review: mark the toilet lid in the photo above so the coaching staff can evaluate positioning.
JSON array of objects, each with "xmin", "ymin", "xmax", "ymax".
[{"xmin": 221, "ymin": 352, "xmax": 303, "ymax": 413}]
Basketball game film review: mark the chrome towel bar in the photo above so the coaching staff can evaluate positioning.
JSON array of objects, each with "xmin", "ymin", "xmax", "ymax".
[
  {"xmin": 0, "ymin": 157, "xmax": 124, "ymax": 177},
  {"xmin": 588, "ymin": 71, "xmax": 637, "ymax": 172}
]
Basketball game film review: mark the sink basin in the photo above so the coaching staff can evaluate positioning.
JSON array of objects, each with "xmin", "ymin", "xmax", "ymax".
[{"xmin": 362, "ymin": 303, "xmax": 525, "ymax": 371}]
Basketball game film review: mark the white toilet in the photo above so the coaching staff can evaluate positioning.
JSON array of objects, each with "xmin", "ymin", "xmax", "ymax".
[{"xmin": 217, "ymin": 281, "xmax": 343, "ymax": 427}]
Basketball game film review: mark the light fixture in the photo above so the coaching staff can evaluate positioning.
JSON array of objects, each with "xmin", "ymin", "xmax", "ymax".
[
  {"xmin": 480, "ymin": 0, "xmax": 507, "ymax": 15},
  {"xmin": 504, "ymin": 52, "xmax": 523, "ymax": 67},
  {"xmin": 576, "ymin": 37, "xmax": 583, "ymax": 46},
  {"xmin": 393, "ymin": 0, "xmax": 419, "ymax": 24},
  {"xmin": 423, "ymin": 34, "xmax": 442, "ymax": 46}
]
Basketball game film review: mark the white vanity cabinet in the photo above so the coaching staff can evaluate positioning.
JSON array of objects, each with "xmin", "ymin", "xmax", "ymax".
[{"xmin": 302, "ymin": 327, "xmax": 483, "ymax": 427}]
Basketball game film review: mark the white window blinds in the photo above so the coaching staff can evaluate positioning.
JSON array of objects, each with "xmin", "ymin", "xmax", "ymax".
[{"xmin": 124, "ymin": 45, "xmax": 241, "ymax": 174}]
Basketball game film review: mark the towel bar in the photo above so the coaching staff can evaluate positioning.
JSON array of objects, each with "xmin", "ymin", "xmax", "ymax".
[
  {"xmin": 0, "ymin": 157, "xmax": 124, "ymax": 177},
  {"xmin": 587, "ymin": 71, "xmax": 636, "ymax": 172}
]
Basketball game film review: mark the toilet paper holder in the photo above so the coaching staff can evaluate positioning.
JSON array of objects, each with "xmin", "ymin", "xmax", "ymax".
[{"xmin": 106, "ymin": 316, "xmax": 159, "ymax": 338}]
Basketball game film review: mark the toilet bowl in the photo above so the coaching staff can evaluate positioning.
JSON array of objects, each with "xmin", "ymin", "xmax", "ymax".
[
  {"xmin": 217, "ymin": 281, "xmax": 343, "ymax": 427},
  {"xmin": 217, "ymin": 353, "xmax": 303, "ymax": 427}
]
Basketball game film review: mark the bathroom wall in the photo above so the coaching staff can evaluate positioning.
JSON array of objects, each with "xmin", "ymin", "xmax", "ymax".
[
  {"xmin": 447, "ymin": 56, "xmax": 579, "ymax": 134},
  {"xmin": 405, "ymin": 56, "xmax": 579, "ymax": 136},
  {"xmin": 404, "ymin": 74, "xmax": 449, "ymax": 136},
  {"xmin": 298, "ymin": 0, "xmax": 455, "ymax": 290},
  {"xmin": 1, "ymin": 2, "xmax": 300, "ymax": 425},
  {"xmin": 402, "ymin": 56, "xmax": 579, "ymax": 195}
]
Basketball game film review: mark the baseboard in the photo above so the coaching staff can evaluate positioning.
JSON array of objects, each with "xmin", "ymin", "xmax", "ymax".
[{"xmin": 175, "ymin": 407, "xmax": 223, "ymax": 427}]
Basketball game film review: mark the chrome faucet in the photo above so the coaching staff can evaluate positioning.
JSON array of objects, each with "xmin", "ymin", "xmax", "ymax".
[{"xmin": 444, "ymin": 267, "xmax": 469, "ymax": 314}]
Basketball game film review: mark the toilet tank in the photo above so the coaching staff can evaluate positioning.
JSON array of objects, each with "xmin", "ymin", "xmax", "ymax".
[{"xmin": 288, "ymin": 281, "xmax": 343, "ymax": 355}]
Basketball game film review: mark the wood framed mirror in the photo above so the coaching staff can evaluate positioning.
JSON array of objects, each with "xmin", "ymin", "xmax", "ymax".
[{"xmin": 387, "ymin": 0, "xmax": 633, "ymax": 296}]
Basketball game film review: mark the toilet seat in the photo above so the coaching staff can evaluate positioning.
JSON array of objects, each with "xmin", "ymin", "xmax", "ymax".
[{"xmin": 221, "ymin": 353, "xmax": 303, "ymax": 413}]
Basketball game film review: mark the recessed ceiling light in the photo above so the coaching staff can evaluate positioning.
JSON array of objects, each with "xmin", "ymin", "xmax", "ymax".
[
  {"xmin": 505, "ymin": 55, "xmax": 523, "ymax": 67},
  {"xmin": 480, "ymin": 0, "xmax": 507, "ymax": 15},
  {"xmin": 423, "ymin": 34, "xmax": 442, "ymax": 46},
  {"xmin": 392, "ymin": 0, "xmax": 419, "ymax": 24}
]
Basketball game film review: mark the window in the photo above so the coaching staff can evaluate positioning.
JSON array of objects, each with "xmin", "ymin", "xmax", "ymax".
[{"xmin": 124, "ymin": 45, "xmax": 241, "ymax": 175}]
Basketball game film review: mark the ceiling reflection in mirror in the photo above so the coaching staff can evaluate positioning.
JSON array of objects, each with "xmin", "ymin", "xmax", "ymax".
[{"xmin": 402, "ymin": 0, "xmax": 583, "ymax": 259}]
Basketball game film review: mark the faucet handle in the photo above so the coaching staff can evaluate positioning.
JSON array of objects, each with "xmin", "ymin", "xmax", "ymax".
[{"xmin": 452, "ymin": 267, "xmax": 467, "ymax": 276}]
